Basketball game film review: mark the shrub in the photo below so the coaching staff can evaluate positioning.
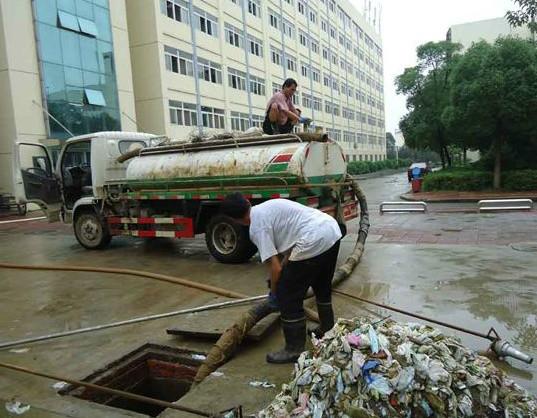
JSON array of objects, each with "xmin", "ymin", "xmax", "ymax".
[
  {"xmin": 502, "ymin": 170, "xmax": 537, "ymax": 191},
  {"xmin": 422, "ymin": 170, "xmax": 493, "ymax": 191},
  {"xmin": 422, "ymin": 168, "xmax": 537, "ymax": 191},
  {"xmin": 346, "ymin": 158, "xmax": 413, "ymax": 176}
]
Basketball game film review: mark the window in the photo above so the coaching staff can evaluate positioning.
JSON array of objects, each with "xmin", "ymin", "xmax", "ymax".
[
  {"xmin": 329, "ymin": 0, "xmax": 335, "ymax": 12},
  {"xmin": 194, "ymin": 9, "xmax": 218, "ymax": 37},
  {"xmin": 309, "ymin": 10, "xmax": 317, "ymax": 23},
  {"xmin": 231, "ymin": 111, "xmax": 250, "ymax": 131},
  {"xmin": 321, "ymin": 19, "xmax": 327, "ymax": 33},
  {"xmin": 201, "ymin": 106, "xmax": 225, "ymax": 129},
  {"xmin": 312, "ymin": 96, "xmax": 322, "ymax": 111},
  {"xmin": 297, "ymin": 0, "xmax": 306, "ymax": 15},
  {"xmin": 323, "ymin": 75, "xmax": 330, "ymax": 87},
  {"xmin": 252, "ymin": 114, "xmax": 264, "ymax": 128},
  {"xmin": 339, "ymin": 58, "xmax": 345, "ymax": 70},
  {"xmin": 249, "ymin": 75, "xmax": 265, "ymax": 96},
  {"xmin": 84, "ymin": 88, "xmax": 106, "ymax": 106},
  {"xmin": 78, "ymin": 17, "xmax": 98, "ymax": 37},
  {"xmin": 299, "ymin": 30, "xmax": 308, "ymax": 47},
  {"xmin": 164, "ymin": 46, "xmax": 194, "ymax": 76},
  {"xmin": 198, "ymin": 57, "xmax": 222, "ymax": 84},
  {"xmin": 302, "ymin": 93, "xmax": 312, "ymax": 108},
  {"xmin": 329, "ymin": 25, "xmax": 336, "ymax": 39},
  {"xmin": 169, "ymin": 100, "xmax": 198, "ymax": 126},
  {"xmin": 301, "ymin": 63, "xmax": 308, "ymax": 77},
  {"xmin": 322, "ymin": 47, "xmax": 329, "ymax": 60},
  {"xmin": 331, "ymin": 52, "xmax": 337, "ymax": 65},
  {"xmin": 271, "ymin": 47, "xmax": 282, "ymax": 66},
  {"xmin": 286, "ymin": 56, "xmax": 297, "ymax": 72},
  {"xmin": 282, "ymin": 19, "xmax": 294, "ymax": 38},
  {"xmin": 311, "ymin": 66, "xmax": 320, "ymax": 82},
  {"xmin": 164, "ymin": 0, "xmax": 189, "ymax": 24},
  {"xmin": 343, "ymin": 107, "xmax": 355, "ymax": 120},
  {"xmin": 283, "ymin": 0, "xmax": 294, "ymax": 5},
  {"xmin": 228, "ymin": 68, "xmax": 246, "ymax": 91},
  {"xmin": 58, "ymin": 10, "xmax": 79, "ymax": 32},
  {"xmin": 248, "ymin": 0, "xmax": 260, "ymax": 17},
  {"xmin": 272, "ymin": 82, "xmax": 281, "ymax": 94},
  {"xmin": 249, "ymin": 36, "xmax": 263, "ymax": 57},
  {"xmin": 311, "ymin": 40, "xmax": 319, "ymax": 54},
  {"xmin": 225, "ymin": 23, "xmax": 243, "ymax": 48},
  {"xmin": 338, "ymin": 34, "xmax": 344, "ymax": 46},
  {"xmin": 269, "ymin": 10, "xmax": 279, "ymax": 29}
]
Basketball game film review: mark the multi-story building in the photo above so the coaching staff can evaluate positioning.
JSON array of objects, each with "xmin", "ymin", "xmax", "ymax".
[
  {"xmin": 447, "ymin": 17, "xmax": 533, "ymax": 51},
  {"xmin": 0, "ymin": 0, "xmax": 136, "ymax": 194},
  {"xmin": 126, "ymin": 0, "xmax": 385, "ymax": 163},
  {"xmin": 0, "ymin": 0, "xmax": 384, "ymax": 195}
]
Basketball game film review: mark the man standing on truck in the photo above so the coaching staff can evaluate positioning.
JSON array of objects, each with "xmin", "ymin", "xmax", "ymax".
[
  {"xmin": 220, "ymin": 193, "xmax": 342, "ymax": 364},
  {"xmin": 263, "ymin": 78, "xmax": 301, "ymax": 135}
]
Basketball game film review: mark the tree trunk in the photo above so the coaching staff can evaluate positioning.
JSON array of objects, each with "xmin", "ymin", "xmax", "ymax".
[
  {"xmin": 493, "ymin": 136, "xmax": 503, "ymax": 189},
  {"xmin": 440, "ymin": 148, "xmax": 446, "ymax": 169},
  {"xmin": 444, "ymin": 146, "xmax": 452, "ymax": 167},
  {"xmin": 463, "ymin": 147, "xmax": 467, "ymax": 164}
]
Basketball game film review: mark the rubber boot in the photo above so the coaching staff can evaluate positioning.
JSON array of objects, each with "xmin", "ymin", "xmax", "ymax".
[
  {"xmin": 266, "ymin": 318, "xmax": 306, "ymax": 364},
  {"xmin": 309, "ymin": 302, "xmax": 335, "ymax": 338}
]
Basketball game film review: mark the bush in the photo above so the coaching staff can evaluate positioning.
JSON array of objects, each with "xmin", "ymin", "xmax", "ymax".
[
  {"xmin": 347, "ymin": 158, "xmax": 412, "ymax": 176},
  {"xmin": 422, "ymin": 170, "xmax": 493, "ymax": 191},
  {"xmin": 502, "ymin": 170, "xmax": 537, "ymax": 191},
  {"xmin": 422, "ymin": 168, "xmax": 537, "ymax": 191}
]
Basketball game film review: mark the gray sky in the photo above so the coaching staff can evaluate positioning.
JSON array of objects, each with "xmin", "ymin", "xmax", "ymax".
[{"xmin": 349, "ymin": 0, "xmax": 515, "ymax": 140}]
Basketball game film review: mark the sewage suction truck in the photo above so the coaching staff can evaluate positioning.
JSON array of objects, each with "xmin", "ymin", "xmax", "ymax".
[{"xmin": 14, "ymin": 131, "xmax": 358, "ymax": 263}]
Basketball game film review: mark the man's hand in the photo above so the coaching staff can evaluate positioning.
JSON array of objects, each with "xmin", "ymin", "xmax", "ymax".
[{"xmin": 267, "ymin": 291, "xmax": 279, "ymax": 310}]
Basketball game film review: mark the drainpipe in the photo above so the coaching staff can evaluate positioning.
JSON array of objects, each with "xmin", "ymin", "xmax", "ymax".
[{"xmin": 187, "ymin": 2, "xmax": 203, "ymax": 136}]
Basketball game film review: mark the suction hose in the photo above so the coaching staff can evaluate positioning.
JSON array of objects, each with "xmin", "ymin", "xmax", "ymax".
[{"xmin": 193, "ymin": 177, "xmax": 369, "ymax": 384}]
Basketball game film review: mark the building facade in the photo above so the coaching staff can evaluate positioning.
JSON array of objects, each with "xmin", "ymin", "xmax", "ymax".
[
  {"xmin": 0, "ymin": 0, "xmax": 136, "ymax": 194},
  {"xmin": 447, "ymin": 17, "xmax": 533, "ymax": 51},
  {"xmin": 126, "ymin": 0, "xmax": 385, "ymax": 163}
]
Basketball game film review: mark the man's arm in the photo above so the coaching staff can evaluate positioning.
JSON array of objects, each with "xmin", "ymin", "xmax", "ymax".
[{"xmin": 268, "ymin": 255, "xmax": 283, "ymax": 294}]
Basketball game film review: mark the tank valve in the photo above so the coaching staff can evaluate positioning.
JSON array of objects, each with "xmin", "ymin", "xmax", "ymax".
[{"xmin": 491, "ymin": 340, "xmax": 534, "ymax": 364}]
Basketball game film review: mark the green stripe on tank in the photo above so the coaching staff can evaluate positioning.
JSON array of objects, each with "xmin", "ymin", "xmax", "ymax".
[{"xmin": 265, "ymin": 163, "xmax": 289, "ymax": 173}]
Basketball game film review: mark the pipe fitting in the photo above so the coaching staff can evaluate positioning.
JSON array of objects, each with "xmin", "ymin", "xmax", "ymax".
[{"xmin": 491, "ymin": 340, "xmax": 534, "ymax": 364}]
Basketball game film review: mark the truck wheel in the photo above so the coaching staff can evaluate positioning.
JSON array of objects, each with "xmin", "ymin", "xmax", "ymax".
[
  {"xmin": 205, "ymin": 215, "xmax": 257, "ymax": 263},
  {"xmin": 74, "ymin": 210, "xmax": 111, "ymax": 250}
]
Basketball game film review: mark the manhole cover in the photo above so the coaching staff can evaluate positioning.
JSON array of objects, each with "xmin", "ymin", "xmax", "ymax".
[{"xmin": 510, "ymin": 242, "xmax": 537, "ymax": 252}]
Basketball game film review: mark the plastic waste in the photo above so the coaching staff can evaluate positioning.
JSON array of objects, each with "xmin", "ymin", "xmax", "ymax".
[{"xmin": 257, "ymin": 318, "xmax": 537, "ymax": 418}]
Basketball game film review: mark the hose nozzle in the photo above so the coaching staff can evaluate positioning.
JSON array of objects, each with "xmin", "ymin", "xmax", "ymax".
[{"xmin": 491, "ymin": 340, "xmax": 534, "ymax": 364}]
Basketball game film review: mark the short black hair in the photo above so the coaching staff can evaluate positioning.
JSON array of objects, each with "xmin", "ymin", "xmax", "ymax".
[
  {"xmin": 220, "ymin": 192, "xmax": 251, "ymax": 219},
  {"xmin": 282, "ymin": 78, "xmax": 297, "ymax": 89}
]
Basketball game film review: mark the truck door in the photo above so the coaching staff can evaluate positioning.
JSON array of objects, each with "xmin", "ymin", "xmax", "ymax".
[{"xmin": 13, "ymin": 142, "xmax": 61, "ymax": 221}]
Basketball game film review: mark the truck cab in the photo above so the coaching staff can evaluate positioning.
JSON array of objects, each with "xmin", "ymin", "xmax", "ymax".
[{"xmin": 13, "ymin": 131, "xmax": 157, "ymax": 224}]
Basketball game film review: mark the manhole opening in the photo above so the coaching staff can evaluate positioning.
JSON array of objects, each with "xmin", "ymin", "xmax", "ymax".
[{"xmin": 62, "ymin": 343, "xmax": 204, "ymax": 417}]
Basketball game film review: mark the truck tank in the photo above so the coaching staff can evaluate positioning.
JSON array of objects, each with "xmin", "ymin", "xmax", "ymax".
[{"xmin": 125, "ymin": 134, "xmax": 347, "ymax": 189}]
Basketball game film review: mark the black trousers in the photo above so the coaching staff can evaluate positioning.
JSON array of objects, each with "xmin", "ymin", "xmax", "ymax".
[{"xmin": 276, "ymin": 240, "xmax": 341, "ymax": 321}]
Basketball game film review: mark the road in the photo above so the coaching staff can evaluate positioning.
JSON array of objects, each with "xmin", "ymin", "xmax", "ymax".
[{"xmin": 0, "ymin": 172, "xmax": 535, "ymax": 417}]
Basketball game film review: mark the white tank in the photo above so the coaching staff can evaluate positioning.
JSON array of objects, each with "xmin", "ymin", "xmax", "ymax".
[{"xmin": 126, "ymin": 138, "xmax": 347, "ymax": 185}]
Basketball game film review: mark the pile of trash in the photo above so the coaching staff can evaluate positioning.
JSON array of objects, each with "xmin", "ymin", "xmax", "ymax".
[{"xmin": 258, "ymin": 318, "xmax": 537, "ymax": 417}]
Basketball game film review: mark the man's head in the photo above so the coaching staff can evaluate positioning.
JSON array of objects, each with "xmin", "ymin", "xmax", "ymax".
[
  {"xmin": 282, "ymin": 78, "xmax": 297, "ymax": 98},
  {"xmin": 220, "ymin": 192, "xmax": 251, "ymax": 225}
]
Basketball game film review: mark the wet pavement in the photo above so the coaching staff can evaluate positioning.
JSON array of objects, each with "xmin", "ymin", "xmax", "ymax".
[{"xmin": 0, "ymin": 172, "xmax": 536, "ymax": 417}]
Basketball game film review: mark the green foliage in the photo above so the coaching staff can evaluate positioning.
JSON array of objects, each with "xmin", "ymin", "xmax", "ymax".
[
  {"xmin": 506, "ymin": 0, "xmax": 537, "ymax": 36},
  {"xmin": 422, "ymin": 168, "xmax": 537, "ymax": 191},
  {"xmin": 347, "ymin": 159, "xmax": 411, "ymax": 175},
  {"xmin": 396, "ymin": 41, "xmax": 462, "ymax": 168},
  {"xmin": 448, "ymin": 37, "xmax": 537, "ymax": 188},
  {"xmin": 502, "ymin": 169, "xmax": 537, "ymax": 190},
  {"xmin": 386, "ymin": 132, "xmax": 396, "ymax": 159},
  {"xmin": 422, "ymin": 170, "xmax": 493, "ymax": 191}
]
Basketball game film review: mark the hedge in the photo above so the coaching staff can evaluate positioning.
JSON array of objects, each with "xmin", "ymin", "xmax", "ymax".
[
  {"xmin": 347, "ymin": 159, "xmax": 411, "ymax": 175},
  {"xmin": 422, "ymin": 169, "xmax": 537, "ymax": 192}
]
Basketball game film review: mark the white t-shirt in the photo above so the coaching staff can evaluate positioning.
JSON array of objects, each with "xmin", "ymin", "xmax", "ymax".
[{"xmin": 249, "ymin": 199, "xmax": 342, "ymax": 262}]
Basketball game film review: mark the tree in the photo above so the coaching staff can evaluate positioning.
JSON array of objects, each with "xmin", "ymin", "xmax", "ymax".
[
  {"xmin": 385, "ymin": 132, "xmax": 396, "ymax": 159},
  {"xmin": 506, "ymin": 0, "xmax": 537, "ymax": 41},
  {"xmin": 396, "ymin": 41, "xmax": 462, "ymax": 168},
  {"xmin": 448, "ymin": 38, "xmax": 537, "ymax": 188}
]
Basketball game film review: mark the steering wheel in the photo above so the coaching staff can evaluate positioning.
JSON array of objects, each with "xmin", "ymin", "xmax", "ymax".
[{"xmin": 25, "ymin": 167, "xmax": 50, "ymax": 177}]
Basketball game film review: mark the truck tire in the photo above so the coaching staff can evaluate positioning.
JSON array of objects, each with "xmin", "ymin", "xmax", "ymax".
[
  {"xmin": 74, "ymin": 210, "xmax": 112, "ymax": 250},
  {"xmin": 205, "ymin": 215, "xmax": 257, "ymax": 263}
]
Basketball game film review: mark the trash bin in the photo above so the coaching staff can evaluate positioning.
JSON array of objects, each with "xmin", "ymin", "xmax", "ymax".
[{"xmin": 411, "ymin": 178, "xmax": 423, "ymax": 193}]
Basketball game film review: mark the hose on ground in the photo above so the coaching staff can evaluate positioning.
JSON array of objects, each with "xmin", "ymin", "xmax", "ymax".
[{"xmin": 193, "ymin": 177, "xmax": 369, "ymax": 384}]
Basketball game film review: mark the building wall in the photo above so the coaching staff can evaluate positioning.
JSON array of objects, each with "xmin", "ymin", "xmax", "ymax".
[
  {"xmin": 126, "ymin": 0, "xmax": 386, "ymax": 162},
  {"xmin": 0, "ymin": 0, "xmax": 135, "ymax": 195},
  {"xmin": 448, "ymin": 17, "xmax": 533, "ymax": 51}
]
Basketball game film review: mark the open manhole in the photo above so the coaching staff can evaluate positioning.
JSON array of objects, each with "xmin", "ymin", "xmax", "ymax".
[{"xmin": 62, "ymin": 344, "xmax": 205, "ymax": 417}]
